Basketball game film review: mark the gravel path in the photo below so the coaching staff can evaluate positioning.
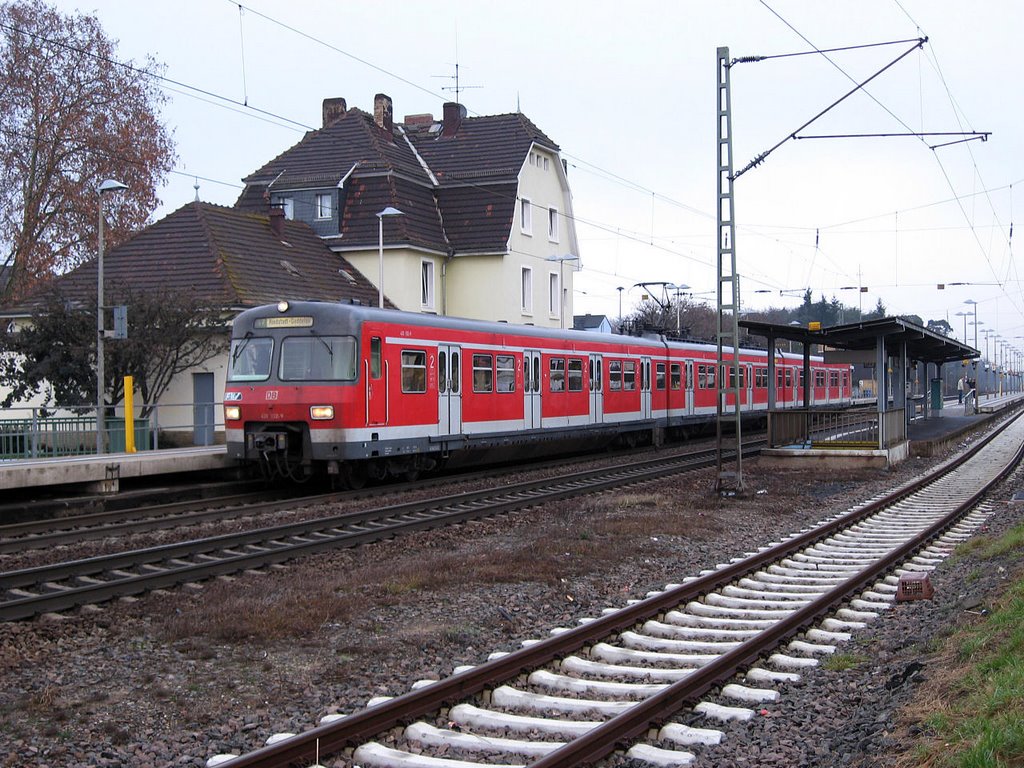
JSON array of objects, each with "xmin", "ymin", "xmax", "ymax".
[{"xmin": 0, "ymin": 431, "xmax": 1019, "ymax": 768}]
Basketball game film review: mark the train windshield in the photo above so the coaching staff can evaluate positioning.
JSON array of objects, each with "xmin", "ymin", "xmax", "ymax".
[
  {"xmin": 279, "ymin": 335, "xmax": 357, "ymax": 381},
  {"xmin": 228, "ymin": 336, "xmax": 273, "ymax": 382}
]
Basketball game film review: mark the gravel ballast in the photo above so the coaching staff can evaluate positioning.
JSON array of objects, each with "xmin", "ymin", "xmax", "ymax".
[{"xmin": 1, "ymin": 435, "xmax": 1021, "ymax": 768}]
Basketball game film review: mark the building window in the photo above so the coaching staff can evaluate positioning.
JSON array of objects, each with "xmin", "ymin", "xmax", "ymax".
[
  {"xmin": 521, "ymin": 266, "xmax": 533, "ymax": 314},
  {"xmin": 520, "ymin": 197, "xmax": 532, "ymax": 235},
  {"xmin": 315, "ymin": 193, "xmax": 332, "ymax": 219},
  {"xmin": 543, "ymin": 157, "xmax": 550, "ymax": 170},
  {"xmin": 420, "ymin": 260, "xmax": 435, "ymax": 310},
  {"xmin": 548, "ymin": 208, "xmax": 559, "ymax": 242},
  {"xmin": 549, "ymin": 272, "xmax": 559, "ymax": 317}
]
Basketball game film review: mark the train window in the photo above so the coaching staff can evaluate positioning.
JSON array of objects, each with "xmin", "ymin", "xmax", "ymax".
[
  {"xmin": 496, "ymin": 355, "xmax": 516, "ymax": 392},
  {"xmin": 609, "ymin": 360, "xmax": 622, "ymax": 391},
  {"xmin": 656, "ymin": 363, "xmax": 666, "ymax": 390},
  {"xmin": 371, "ymin": 337, "xmax": 382, "ymax": 378},
  {"xmin": 623, "ymin": 361, "xmax": 636, "ymax": 391},
  {"xmin": 568, "ymin": 358, "xmax": 584, "ymax": 392},
  {"xmin": 830, "ymin": 371, "xmax": 839, "ymax": 387},
  {"xmin": 755, "ymin": 367, "xmax": 768, "ymax": 389},
  {"xmin": 549, "ymin": 358, "xmax": 566, "ymax": 392},
  {"xmin": 776, "ymin": 368, "xmax": 783, "ymax": 388},
  {"xmin": 228, "ymin": 337, "xmax": 273, "ymax": 382},
  {"xmin": 451, "ymin": 351, "xmax": 461, "ymax": 394},
  {"xmin": 785, "ymin": 369, "xmax": 793, "ymax": 387},
  {"xmin": 473, "ymin": 354, "xmax": 493, "ymax": 393},
  {"xmin": 670, "ymin": 363, "xmax": 682, "ymax": 390},
  {"xmin": 280, "ymin": 336, "xmax": 357, "ymax": 381},
  {"xmin": 439, "ymin": 350, "xmax": 447, "ymax": 392},
  {"xmin": 588, "ymin": 359, "xmax": 594, "ymax": 391},
  {"xmin": 596, "ymin": 359, "xmax": 602, "ymax": 391},
  {"xmin": 532, "ymin": 356, "xmax": 541, "ymax": 393},
  {"xmin": 799, "ymin": 370, "xmax": 805, "ymax": 387},
  {"xmin": 400, "ymin": 350, "xmax": 427, "ymax": 393}
]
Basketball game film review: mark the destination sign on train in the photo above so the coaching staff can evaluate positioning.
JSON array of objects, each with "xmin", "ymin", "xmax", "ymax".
[{"xmin": 255, "ymin": 316, "xmax": 314, "ymax": 328}]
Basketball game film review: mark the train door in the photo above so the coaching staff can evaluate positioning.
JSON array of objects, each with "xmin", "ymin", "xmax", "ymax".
[
  {"xmin": 641, "ymin": 356, "xmax": 653, "ymax": 419},
  {"xmin": 524, "ymin": 349, "xmax": 542, "ymax": 429},
  {"xmin": 366, "ymin": 335, "xmax": 387, "ymax": 425},
  {"xmin": 744, "ymin": 364, "xmax": 753, "ymax": 409},
  {"xmin": 588, "ymin": 353, "xmax": 604, "ymax": 424},
  {"xmin": 438, "ymin": 344, "xmax": 462, "ymax": 435},
  {"xmin": 685, "ymin": 361, "xmax": 695, "ymax": 414}
]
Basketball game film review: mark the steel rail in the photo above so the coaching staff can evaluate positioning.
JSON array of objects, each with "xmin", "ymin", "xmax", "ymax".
[
  {"xmin": 213, "ymin": 412, "xmax": 1022, "ymax": 768},
  {"xmin": 0, "ymin": 444, "xmax": 758, "ymax": 621}
]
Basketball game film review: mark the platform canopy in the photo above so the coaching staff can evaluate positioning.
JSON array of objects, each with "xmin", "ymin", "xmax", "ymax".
[{"xmin": 739, "ymin": 316, "xmax": 978, "ymax": 365}]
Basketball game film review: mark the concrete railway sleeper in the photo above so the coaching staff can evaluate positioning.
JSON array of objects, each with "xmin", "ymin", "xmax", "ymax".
[{"xmin": 204, "ymin": 411, "xmax": 1024, "ymax": 768}]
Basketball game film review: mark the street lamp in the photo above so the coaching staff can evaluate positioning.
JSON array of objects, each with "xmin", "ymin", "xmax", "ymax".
[
  {"xmin": 545, "ymin": 254, "xmax": 579, "ymax": 329},
  {"xmin": 377, "ymin": 206, "xmax": 404, "ymax": 309},
  {"xmin": 964, "ymin": 299, "xmax": 978, "ymax": 350},
  {"xmin": 96, "ymin": 179, "xmax": 127, "ymax": 455},
  {"xmin": 667, "ymin": 283, "xmax": 691, "ymax": 335}
]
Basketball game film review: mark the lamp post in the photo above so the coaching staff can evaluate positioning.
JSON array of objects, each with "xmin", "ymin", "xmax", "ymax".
[
  {"xmin": 377, "ymin": 206, "xmax": 404, "ymax": 309},
  {"xmin": 667, "ymin": 283, "xmax": 691, "ymax": 335},
  {"xmin": 964, "ymin": 299, "xmax": 978, "ymax": 349},
  {"xmin": 96, "ymin": 179, "xmax": 127, "ymax": 455},
  {"xmin": 545, "ymin": 254, "xmax": 579, "ymax": 329},
  {"xmin": 617, "ymin": 286, "xmax": 624, "ymax": 326}
]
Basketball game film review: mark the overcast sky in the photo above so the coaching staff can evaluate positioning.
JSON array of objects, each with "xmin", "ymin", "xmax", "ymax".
[{"xmin": 62, "ymin": 0, "xmax": 1023, "ymax": 357}]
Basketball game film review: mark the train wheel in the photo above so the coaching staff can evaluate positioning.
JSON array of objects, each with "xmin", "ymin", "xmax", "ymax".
[
  {"xmin": 342, "ymin": 464, "xmax": 367, "ymax": 490},
  {"xmin": 401, "ymin": 469, "xmax": 420, "ymax": 483}
]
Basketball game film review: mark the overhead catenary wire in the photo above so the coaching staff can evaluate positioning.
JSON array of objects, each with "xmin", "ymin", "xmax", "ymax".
[{"xmin": 3, "ymin": 4, "xmax": 1018, "ymax": 323}]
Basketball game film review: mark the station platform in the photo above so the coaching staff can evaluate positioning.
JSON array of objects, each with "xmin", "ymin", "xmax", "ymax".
[
  {"xmin": 0, "ymin": 445, "xmax": 233, "ymax": 494},
  {"xmin": 907, "ymin": 392, "xmax": 1024, "ymax": 456}
]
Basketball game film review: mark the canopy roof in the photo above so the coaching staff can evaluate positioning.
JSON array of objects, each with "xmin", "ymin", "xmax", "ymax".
[{"xmin": 740, "ymin": 316, "xmax": 978, "ymax": 365}]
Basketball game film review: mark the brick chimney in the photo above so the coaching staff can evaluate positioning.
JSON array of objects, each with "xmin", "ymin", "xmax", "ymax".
[
  {"xmin": 322, "ymin": 97, "xmax": 347, "ymax": 127},
  {"xmin": 269, "ymin": 205, "xmax": 285, "ymax": 238},
  {"xmin": 442, "ymin": 102, "xmax": 466, "ymax": 138},
  {"xmin": 374, "ymin": 93, "xmax": 394, "ymax": 137}
]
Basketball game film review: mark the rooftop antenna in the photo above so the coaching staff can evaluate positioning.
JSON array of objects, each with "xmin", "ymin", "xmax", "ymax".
[
  {"xmin": 193, "ymin": 177, "xmax": 200, "ymax": 201},
  {"xmin": 433, "ymin": 28, "xmax": 482, "ymax": 103}
]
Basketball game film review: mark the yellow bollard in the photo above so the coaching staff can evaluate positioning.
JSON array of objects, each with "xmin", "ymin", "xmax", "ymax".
[{"xmin": 124, "ymin": 375, "xmax": 136, "ymax": 453}]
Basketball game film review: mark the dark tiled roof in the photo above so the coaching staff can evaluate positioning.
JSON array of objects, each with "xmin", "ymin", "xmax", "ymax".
[
  {"xmin": 23, "ymin": 203, "xmax": 384, "ymax": 310},
  {"xmin": 234, "ymin": 104, "xmax": 560, "ymax": 258},
  {"xmin": 407, "ymin": 113, "xmax": 560, "ymax": 184},
  {"xmin": 435, "ymin": 183, "xmax": 517, "ymax": 252},
  {"xmin": 239, "ymin": 109, "xmax": 425, "ymax": 191}
]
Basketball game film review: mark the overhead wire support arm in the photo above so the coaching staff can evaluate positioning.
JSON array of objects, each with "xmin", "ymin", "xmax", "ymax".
[{"xmin": 732, "ymin": 37, "xmax": 928, "ymax": 181}]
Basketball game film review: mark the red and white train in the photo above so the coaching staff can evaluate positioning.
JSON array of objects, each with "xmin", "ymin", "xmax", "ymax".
[{"xmin": 224, "ymin": 301, "xmax": 852, "ymax": 483}]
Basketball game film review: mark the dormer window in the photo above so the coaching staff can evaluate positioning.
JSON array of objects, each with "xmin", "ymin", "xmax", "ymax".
[{"xmin": 315, "ymin": 193, "xmax": 332, "ymax": 219}]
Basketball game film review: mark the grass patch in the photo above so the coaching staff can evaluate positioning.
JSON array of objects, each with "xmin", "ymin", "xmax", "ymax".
[
  {"xmin": 898, "ymin": 522, "xmax": 1024, "ymax": 767},
  {"xmin": 822, "ymin": 652, "xmax": 868, "ymax": 671}
]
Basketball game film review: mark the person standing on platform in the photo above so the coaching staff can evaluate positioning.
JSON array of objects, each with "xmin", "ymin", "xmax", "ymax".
[{"xmin": 957, "ymin": 375, "xmax": 965, "ymax": 404}]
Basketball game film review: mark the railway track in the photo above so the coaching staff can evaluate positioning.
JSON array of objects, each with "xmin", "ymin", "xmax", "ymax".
[
  {"xmin": 0, "ymin": 439, "xmax": 727, "ymax": 555},
  {"xmin": 201, "ymin": 412, "xmax": 1024, "ymax": 768},
  {"xmin": 0, "ymin": 442, "xmax": 754, "ymax": 621}
]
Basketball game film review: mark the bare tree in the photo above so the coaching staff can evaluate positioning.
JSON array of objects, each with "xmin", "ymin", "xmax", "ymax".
[{"xmin": 0, "ymin": 0, "xmax": 176, "ymax": 302}]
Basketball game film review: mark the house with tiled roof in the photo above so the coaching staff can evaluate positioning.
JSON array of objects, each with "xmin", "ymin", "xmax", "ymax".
[
  {"xmin": 1, "ymin": 203, "xmax": 383, "ymax": 441},
  {"xmin": 235, "ymin": 95, "xmax": 580, "ymax": 327}
]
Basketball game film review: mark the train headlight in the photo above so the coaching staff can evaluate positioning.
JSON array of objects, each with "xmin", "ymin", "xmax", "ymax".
[
  {"xmin": 225, "ymin": 405, "xmax": 242, "ymax": 421},
  {"xmin": 310, "ymin": 405, "xmax": 335, "ymax": 420},
  {"xmin": 277, "ymin": 300, "xmax": 289, "ymax": 313}
]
